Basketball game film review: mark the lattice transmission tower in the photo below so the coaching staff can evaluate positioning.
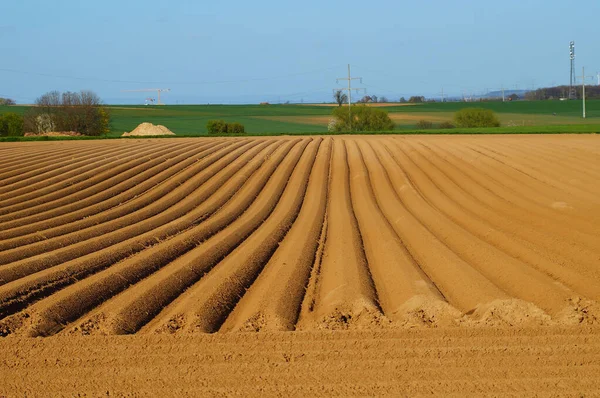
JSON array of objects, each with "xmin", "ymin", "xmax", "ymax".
[{"xmin": 569, "ymin": 41, "xmax": 576, "ymax": 100}]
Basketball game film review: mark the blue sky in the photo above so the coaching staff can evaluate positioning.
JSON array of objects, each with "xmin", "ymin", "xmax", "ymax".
[{"xmin": 1, "ymin": 0, "xmax": 599, "ymax": 104}]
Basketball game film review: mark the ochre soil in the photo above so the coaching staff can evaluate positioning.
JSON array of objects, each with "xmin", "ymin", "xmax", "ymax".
[{"xmin": 0, "ymin": 134, "xmax": 599, "ymax": 396}]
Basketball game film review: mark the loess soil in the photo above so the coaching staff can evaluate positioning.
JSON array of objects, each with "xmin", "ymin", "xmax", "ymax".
[{"xmin": 0, "ymin": 134, "xmax": 599, "ymax": 396}]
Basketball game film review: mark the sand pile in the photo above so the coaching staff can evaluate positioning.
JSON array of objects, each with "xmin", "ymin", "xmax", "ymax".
[{"xmin": 122, "ymin": 122, "xmax": 175, "ymax": 137}]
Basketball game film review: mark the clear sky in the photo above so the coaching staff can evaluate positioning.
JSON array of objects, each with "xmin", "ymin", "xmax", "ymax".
[{"xmin": 2, "ymin": 0, "xmax": 599, "ymax": 104}]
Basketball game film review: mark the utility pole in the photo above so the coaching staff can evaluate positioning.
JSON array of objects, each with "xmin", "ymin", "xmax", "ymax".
[
  {"xmin": 334, "ymin": 64, "xmax": 364, "ymax": 131},
  {"xmin": 440, "ymin": 87, "xmax": 445, "ymax": 102},
  {"xmin": 580, "ymin": 67, "xmax": 594, "ymax": 118},
  {"xmin": 501, "ymin": 85, "xmax": 505, "ymax": 102},
  {"xmin": 597, "ymin": 72, "xmax": 600, "ymax": 85}
]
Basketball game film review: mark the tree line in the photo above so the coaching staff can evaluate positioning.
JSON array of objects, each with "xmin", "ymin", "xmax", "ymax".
[
  {"xmin": 0, "ymin": 90, "xmax": 110, "ymax": 137},
  {"xmin": 525, "ymin": 85, "xmax": 600, "ymax": 100}
]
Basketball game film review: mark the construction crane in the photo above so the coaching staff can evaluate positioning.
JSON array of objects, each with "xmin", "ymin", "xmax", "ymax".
[{"xmin": 122, "ymin": 88, "xmax": 171, "ymax": 105}]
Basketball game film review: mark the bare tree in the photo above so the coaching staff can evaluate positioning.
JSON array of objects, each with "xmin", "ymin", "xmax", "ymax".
[
  {"xmin": 333, "ymin": 90, "xmax": 348, "ymax": 107},
  {"xmin": 25, "ymin": 90, "xmax": 109, "ymax": 135}
]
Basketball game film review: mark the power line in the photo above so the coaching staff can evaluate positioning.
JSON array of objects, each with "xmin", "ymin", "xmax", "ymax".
[{"xmin": 0, "ymin": 65, "xmax": 343, "ymax": 86}]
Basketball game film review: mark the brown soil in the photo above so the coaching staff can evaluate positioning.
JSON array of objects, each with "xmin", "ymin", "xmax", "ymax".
[
  {"xmin": 122, "ymin": 122, "xmax": 175, "ymax": 136},
  {"xmin": 1, "ymin": 134, "xmax": 599, "ymax": 396}
]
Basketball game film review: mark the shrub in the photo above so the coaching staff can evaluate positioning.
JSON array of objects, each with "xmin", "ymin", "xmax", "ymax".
[
  {"xmin": 226, "ymin": 122, "xmax": 245, "ymax": 134},
  {"xmin": 206, "ymin": 119, "xmax": 228, "ymax": 134},
  {"xmin": 332, "ymin": 105, "xmax": 394, "ymax": 132},
  {"xmin": 453, "ymin": 108, "xmax": 500, "ymax": 128},
  {"xmin": 416, "ymin": 120, "xmax": 433, "ymax": 129},
  {"xmin": 438, "ymin": 121, "xmax": 455, "ymax": 129},
  {"xmin": 207, "ymin": 120, "xmax": 245, "ymax": 134},
  {"xmin": 0, "ymin": 112, "xmax": 24, "ymax": 136}
]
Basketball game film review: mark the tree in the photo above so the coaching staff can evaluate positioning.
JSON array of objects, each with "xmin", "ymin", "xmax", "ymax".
[
  {"xmin": 331, "ymin": 105, "xmax": 394, "ymax": 132},
  {"xmin": 24, "ymin": 90, "xmax": 110, "ymax": 135},
  {"xmin": 408, "ymin": 96, "xmax": 425, "ymax": 103},
  {"xmin": 0, "ymin": 112, "xmax": 24, "ymax": 136},
  {"xmin": 371, "ymin": 95, "xmax": 378, "ymax": 103},
  {"xmin": 508, "ymin": 93, "xmax": 519, "ymax": 101},
  {"xmin": 333, "ymin": 90, "xmax": 348, "ymax": 107},
  {"xmin": 379, "ymin": 96, "xmax": 388, "ymax": 103},
  {"xmin": 453, "ymin": 108, "xmax": 500, "ymax": 128},
  {"xmin": 399, "ymin": 97, "xmax": 407, "ymax": 103},
  {"xmin": 0, "ymin": 97, "xmax": 16, "ymax": 106}
]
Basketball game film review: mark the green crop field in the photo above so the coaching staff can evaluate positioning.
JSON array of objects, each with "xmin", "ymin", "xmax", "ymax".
[{"xmin": 1, "ymin": 100, "xmax": 600, "ymax": 138}]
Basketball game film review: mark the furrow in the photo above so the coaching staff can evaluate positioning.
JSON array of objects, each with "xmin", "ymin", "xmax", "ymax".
[
  {"xmin": 462, "ymin": 141, "xmax": 600, "ymax": 221},
  {"xmin": 0, "ymin": 141, "xmax": 197, "ymax": 219},
  {"xmin": 300, "ymin": 138, "xmax": 382, "ymax": 330},
  {"xmin": 146, "ymin": 138, "xmax": 321, "ymax": 334},
  {"xmin": 373, "ymin": 139, "xmax": 581, "ymax": 318},
  {"xmin": 0, "ymin": 145, "xmax": 105, "ymax": 178},
  {"xmin": 216, "ymin": 138, "xmax": 332, "ymax": 333},
  {"xmin": 424, "ymin": 139, "xmax": 600, "ymax": 241},
  {"xmin": 483, "ymin": 138, "xmax": 600, "ymax": 184},
  {"xmin": 61, "ymin": 138, "xmax": 311, "ymax": 335},
  {"xmin": 400, "ymin": 138, "xmax": 600, "ymax": 278},
  {"xmin": 375, "ymin": 139, "xmax": 600, "ymax": 302},
  {"xmin": 0, "ymin": 140, "xmax": 255, "ymax": 269},
  {"xmin": 0, "ymin": 140, "xmax": 288, "ymax": 337},
  {"xmin": 0, "ymin": 143, "xmax": 120, "ymax": 184},
  {"xmin": 295, "ymin": 146, "xmax": 333, "ymax": 331},
  {"xmin": 346, "ymin": 138, "xmax": 452, "ymax": 324},
  {"xmin": 362, "ymin": 138, "xmax": 508, "ymax": 313},
  {"xmin": 0, "ymin": 141, "xmax": 148, "ymax": 200},
  {"xmin": 0, "ymin": 140, "xmax": 223, "ymax": 241}
]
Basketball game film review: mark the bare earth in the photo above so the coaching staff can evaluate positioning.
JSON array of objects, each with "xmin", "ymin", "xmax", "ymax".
[{"xmin": 0, "ymin": 134, "xmax": 599, "ymax": 396}]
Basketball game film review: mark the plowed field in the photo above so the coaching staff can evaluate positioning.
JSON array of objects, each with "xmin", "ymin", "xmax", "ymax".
[{"xmin": 1, "ymin": 135, "xmax": 599, "ymax": 396}]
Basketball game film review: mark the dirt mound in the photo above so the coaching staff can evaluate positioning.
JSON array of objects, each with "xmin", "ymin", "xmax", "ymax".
[
  {"xmin": 122, "ymin": 122, "xmax": 175, "ymax": 136},
  {"xmin": 459, "ymin": 299, "xmax": 553, "ymax": 327},
  {"xmin": 311, "ymin": 305, "xmax": 391, "ymax": 331},
  {"xmin": 24, "ymin": 131, "xmax": 82, "ymax": 137},
  {"xmin": 557, "ymin": 297, "xmax": 599, "ymax": 325},
  {"xmin": 395, "ymin": 295, "xmax": 463, "ymax": 327}
]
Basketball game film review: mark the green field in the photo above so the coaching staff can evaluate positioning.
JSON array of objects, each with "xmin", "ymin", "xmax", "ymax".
[{"xmin": 1, "ymin": 100, "xmax": 600, "ymax": 138}]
